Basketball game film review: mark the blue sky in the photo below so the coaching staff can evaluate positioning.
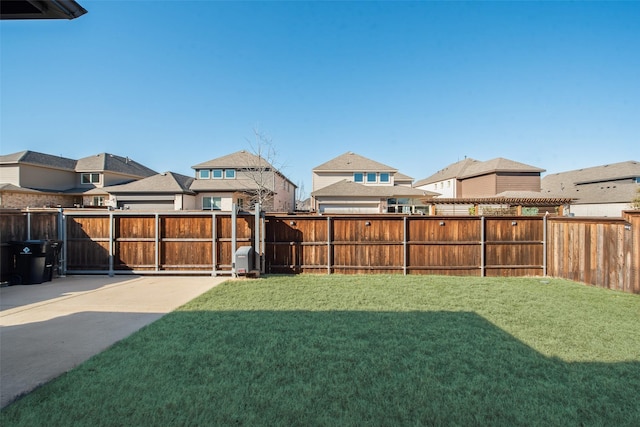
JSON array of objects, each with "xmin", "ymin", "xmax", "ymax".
[{"xmin": 2, "ymin": 1, "xmax": 639, "ymax": 196}]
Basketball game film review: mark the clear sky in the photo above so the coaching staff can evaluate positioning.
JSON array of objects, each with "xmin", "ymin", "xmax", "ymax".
[{"xmin": 2, "ymin": 1, "xmax": 639, "ymax": 196}]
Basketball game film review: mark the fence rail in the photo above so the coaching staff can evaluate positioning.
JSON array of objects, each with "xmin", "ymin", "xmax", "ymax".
[{"xmin": 1, "ymin": 209, "xmax": 638, "ymax": 293}]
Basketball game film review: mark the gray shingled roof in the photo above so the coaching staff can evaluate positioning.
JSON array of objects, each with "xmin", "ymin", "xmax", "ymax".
[
  {"xmin": 76, "ymin": 153, "xmax": 157, "ymax": 177},
  {"xmin": 192, "ymin": 150, "xmax": 272, "ymax": 169},
  {"xmin": 104, "ymin": 172, "xmax": 195, "ymax": 194},
  {"xmin": 313, "ymin": 152, "xmax": 397, "ymax": 173},
  {"xmin": 459, "ymin": 158, "xmax": 545, "ymax": 179},
  {"xmin": 414, "ymin": 158, "xmax": 479, "ymax": 187},
  {"xmin": 414, "ymin": 157, "xmax": 544, "ymax": 186},
  {"xmin": 541, "ymin": 161, "xmax": 640, "ymax": 204},
  {"xmin": 0, "ymin": 183, "xmax": 44, "ymax": 193},
  {"xmin": 0, "ymin": 150, "xmax": 77, "ymax": 171},
  {"xmin": 394, "ymin": 172, "xmax": 414, "ymax": 182},
  {"xmin": 311, "ymin": 180, "xmax": 437, "ymax": 198}
]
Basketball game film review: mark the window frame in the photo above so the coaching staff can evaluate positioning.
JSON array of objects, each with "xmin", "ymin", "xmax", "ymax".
[
  {"xmin": 212, "ymin": 169, "xmax": 223, "ymax": 179},
  {"xmin": 225, "ymin": 169, "xmax": 236, "ymax": 179},
  {"xmin": 366, "ymin": 172, "xmax": 377, "ymax": 183},
  {"xmin": 202, "ymin": 196, "xmax": 222, "ymax": 211},
  {"xmin": 354, "ymin": 172, "xmax": 364, "ymax": 183},
  {"xmin": 81, "ymin": 173, "xmax": 100, "ymax": 184},
  {"xmin": 379, "ymin": 173, "xmax": 390, "ymax": 183},
  {"xmin": 198, "ymin": 169, "xmax": 210, "ymax": 179}
]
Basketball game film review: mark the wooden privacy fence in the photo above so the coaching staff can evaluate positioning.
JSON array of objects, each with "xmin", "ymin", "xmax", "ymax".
[
  {"xmin": 63, "ymin": 210, "xmax": 262, "ymax": 275},
  {"xmin": 0, "ymin": 209, "xmax": 261, "ymax": 276},
  {"xmin": 265, "ymin": 215, "xmax": 546, "ymax": 277},
  {"xmin": 1, "ymin": 209, "xmax": 639, "ymax": 293}
]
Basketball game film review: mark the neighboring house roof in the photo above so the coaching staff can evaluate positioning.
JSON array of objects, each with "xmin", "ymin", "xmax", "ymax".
[
  {"xmin": 414, "ymin": 157, "xmax": 544, "ymax": 186},
  {"xmin": 193, "ymin": 150, "xmax": 272, "ymax": 170},
  {"xmin": 541, "ymin": 161, "xmax": 640, "ymax": 204},
  {"xmin": 192, "ymin": 150, "xmax": 295, "ymax": 187},
  {"xmin": 311, "ymin": 180, "xmax": 437, "ymax": 199},
  {"xmin": 0, "ymin": 0, "xmax": 87, "ymax": 20},
  {"xmin": 104, "ymin": 172, "xmax": 195, "ymax": 194},
  {"xmin": 313, "ymin": 152, "xmax": 397, "ymax": 173},
  {"xmin": 76, "ymin": 153, "xmax": 157, "ymax": 177},
  {"xmin": 0, "ymin": 150, "xmax": 156, "ymax": 178},
  {"xmin": 0, "ymin": 183, "xmax": 43, "ymax": 193},
  {"xmin": 0, "ymin": 150, "xmax": 77, "ymax": 171},
  {"xmin": 394, "ymin": 172, "xmax": 414, "ymax": 182},
  {"xmin": 459, "ymin": 158, "xmax": 545, "ymax": 179},
  {"xmin": 414, "ymin": 158, "xmax": 479, "ymax": 187}
]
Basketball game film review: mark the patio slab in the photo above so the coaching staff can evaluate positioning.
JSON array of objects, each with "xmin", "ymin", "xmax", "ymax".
[{"xmin": 0, "ymin": 275, "xmax": 228, "ymax": 408}]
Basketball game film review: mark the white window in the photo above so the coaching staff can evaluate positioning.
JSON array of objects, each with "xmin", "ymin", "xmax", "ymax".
[
  {"xmin": 81, "ymin": 173, "xmax": 100, "ymax": 184},
  {"xmin": 354, "ymin": 173, "xmax": 364, "ymax": 183},
  {"xmin": 199, "ymin": 169, "xmax": 210, "ymax": 179},
  {"xmin": 92, "ymin": 196, "xmax": 104, "ymax": 206},
  {"xmin": 212, "ymin": 169, "xmax": 223, "ymax": 179},
  {"xmin": 379, "ymin": 173, "xmax": 390, "ymax": 183},
  {"xmin": 366, "ymin": 172, "xmax": 377, "ymax": 183},
  {"xmin": 203, "ymin": 196, "xmax": 221, "ymax": 210},
  {"xmin": 225, "ymin": 169, "xmax": 236, "ymax": 179}
]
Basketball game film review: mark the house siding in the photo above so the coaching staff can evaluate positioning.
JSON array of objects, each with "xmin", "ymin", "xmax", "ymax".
[
  {"xmin": 20, "ymin": 165, "xmax": 76, "ymax": 190},
  {"xmin": 312, "ymin": 172, "xmax": 352, "ymax": 192},
  {"xmin": 0, "ymin": 165, "xmax": 21, "ymax": 186},
  {"xmin": 461, "ymin": 174, "xmax": 497, "ymax": 197},
  {"xmin": 495, "ymin": 173, "xmax": 541, "ymax": 193},
  {"xmin": 569, "ymin": 203, "xmax": 631, "ymax": 218}
]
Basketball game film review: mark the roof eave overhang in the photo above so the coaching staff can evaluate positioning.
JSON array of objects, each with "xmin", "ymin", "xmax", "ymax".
[{"xmin": 1, "ymin": 0, "xmax": 88, "ymax": 20}]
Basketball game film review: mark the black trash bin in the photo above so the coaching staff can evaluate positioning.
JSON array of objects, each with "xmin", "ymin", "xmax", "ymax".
[{"xmin": 9, "ymin": 240, "xmax": 54, "ymax": 285}]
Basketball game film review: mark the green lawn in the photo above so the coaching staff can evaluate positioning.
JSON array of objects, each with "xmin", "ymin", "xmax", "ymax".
[{"xmin": 2, "ymin": 275, "xmax": 639, "ymax": 426}]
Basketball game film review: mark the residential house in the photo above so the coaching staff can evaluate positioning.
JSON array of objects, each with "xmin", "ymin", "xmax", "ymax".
[
  {"xmin": 103, "ymin": 172, "xmax": 195, "ymax": 210},
  {"xmin": 190, "ymin": 150, "xmax": 296, "ymax": 212},
  {"xmin": 311, "ymin": 152, "xmax": 437, "ymax": 214},
  {"xmin": 414, "ymin": 157, "xmax": 545, "ymax": 198},
  {"xmin": 541, "ymin": 161, "xmax": 640, "ymax": 217},
  {"xmin": 0, "ymin": 150, "xmax": 156, "ymax": 209}
]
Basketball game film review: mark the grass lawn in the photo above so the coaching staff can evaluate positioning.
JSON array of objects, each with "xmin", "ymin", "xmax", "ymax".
[{"xmin": 2, "ymin": 275, "xmax": 639, "ymax": 426}]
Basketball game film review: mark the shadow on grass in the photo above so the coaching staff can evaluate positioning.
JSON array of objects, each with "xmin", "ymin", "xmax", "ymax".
[{"xmin": 2, "ymin": 310, "xmax": 639, "ymax": 426}]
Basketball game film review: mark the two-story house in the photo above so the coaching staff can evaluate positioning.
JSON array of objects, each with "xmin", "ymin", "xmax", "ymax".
[
  {"xmin": 190, "ymin": 150, "xmax": 297, "ymax": 212},
  {"xmin": 414, "ymin": 157, "xmax": 545, "ymax": 198},
  {"xmin": 311, "ymin": 152, "xmax": 437, "ymax": 214},
  {"xmin": 0, "ymin": 150, "xmax": 156, "ymax": 208}
]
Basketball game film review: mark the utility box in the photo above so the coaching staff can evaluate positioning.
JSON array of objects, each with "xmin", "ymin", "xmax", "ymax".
[{"xmin": 235, "ymin": 246, "xmax": 254, "ymax": 276}]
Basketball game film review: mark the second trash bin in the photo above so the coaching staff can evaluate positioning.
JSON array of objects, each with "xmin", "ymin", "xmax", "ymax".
[{"xmin": 10, "ymin": 240, "xmax": 54, "ymax": 285}]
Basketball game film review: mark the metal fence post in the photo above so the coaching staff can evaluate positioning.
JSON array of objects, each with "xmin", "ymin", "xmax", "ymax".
[
  {"xmin": 327, "ymin": 216, "xmax": 332, "ymax": 274},
  {"xmin": 212, "ymin": 212, "xmax": 217, "ymax": 276},
  {"xmin": 155, "ymin": 213, "xmax": 160, "ymax": 272},
  {"xmin": 403, "ymin": 216, "xmax": 408, "ymax": 275},
  {"xmin": 543, "ymin": 214, "xmax": 548, "ymax": 276},
  {"xmin": 254, "ymin": 204, "xmax": 261, "ymax": 272},
  {"xmin": 232, "ymin": 204, "xmax": 237, "ymax": 277},
  {"xmin": 108, "ymin": 212, "xmax": 114, "ymax": 277},
  {"xmin": 480, "ymin": 216, "xmax": 486, "ymax": 277},
  {"xmin": 59, "ymin": 208, "xmax": 67, "ymax": 277}
]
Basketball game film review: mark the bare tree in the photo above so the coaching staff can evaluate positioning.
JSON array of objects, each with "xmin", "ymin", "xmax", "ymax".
[
  {"xmin": 296, "ymin": 180, "xmax": 309, "ymax": 211},
  {"xmin": 632, "ymin": 187, "xmax": 640, "ymax": 210},
  {"xmin": 242, "ymin": 128, "xmax": 285, "ymax": 211}
]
